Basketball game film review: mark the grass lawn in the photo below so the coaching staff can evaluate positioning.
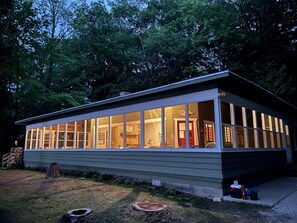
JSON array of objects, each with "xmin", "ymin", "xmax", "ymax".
[{"xmin": 0, "ymin": 169, "xmax": 269, "ymax": 223}]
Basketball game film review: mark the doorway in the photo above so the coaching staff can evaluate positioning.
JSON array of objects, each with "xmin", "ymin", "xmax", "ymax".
[{"xmin": 177, "ymin": 120, "xmax": 195, "ymax": 148}]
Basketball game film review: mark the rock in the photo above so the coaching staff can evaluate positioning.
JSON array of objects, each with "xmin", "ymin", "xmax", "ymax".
[
  {"xmin": 213, "ymin": 197, "xmax": 222, "ymax": 202},
  {"xmin": 184, "ymin": 202, "xmax": 193, "ymax": 207}
]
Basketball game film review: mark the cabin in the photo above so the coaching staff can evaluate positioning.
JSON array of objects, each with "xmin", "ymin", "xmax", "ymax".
[{"xmin": 16, "ymin": 71, "xmax": 297, "ymax": 197}]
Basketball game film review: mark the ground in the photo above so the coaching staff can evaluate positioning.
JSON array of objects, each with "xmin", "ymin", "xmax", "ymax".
[{"xmin": 0, "ymin": 169, "xmax": 288, "ymax": 223}]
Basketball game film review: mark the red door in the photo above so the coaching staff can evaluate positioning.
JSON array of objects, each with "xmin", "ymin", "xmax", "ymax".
[{"xmin": 177, "ymin": 121, "xmax": 195, "ymax": 148}]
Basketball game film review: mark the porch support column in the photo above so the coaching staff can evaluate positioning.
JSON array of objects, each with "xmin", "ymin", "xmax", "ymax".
[
  {"xmin": 284, "ymin": 123, "xmax": 292, "ymax": 164},
  {"xmin": 214, "ymin": 96, "xmax": 223, "ymax": 151},
  {"xmin": 94, "ymin": 118, "xmax": 98, "ymax": 149},
  {"xmin": 140, "ymin": 111, "xmax": 144, "ymax": 148},
  {"xmin": 185, "ymin": 104, "xmax": 190, "ymax": 148},
  {"xmin": 161, "ymin": 108, "xmax": 165, "ymax": 149}
]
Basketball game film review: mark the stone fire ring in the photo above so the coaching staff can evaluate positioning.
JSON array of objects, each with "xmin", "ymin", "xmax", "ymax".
[
  {"xmin": 133, "ymin": 202, "xmax": 167, "ymax": 212},
  {"xmin": 67, "ymin": 208, "xmax": 92, "ymax": 218}
]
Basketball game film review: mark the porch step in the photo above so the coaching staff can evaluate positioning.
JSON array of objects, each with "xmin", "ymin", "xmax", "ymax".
[{"xmin": 287, "ymin": 164, "xmax": 297, "ymax": 178}]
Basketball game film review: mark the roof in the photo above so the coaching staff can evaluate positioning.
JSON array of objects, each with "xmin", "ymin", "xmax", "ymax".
[{"xmin": 16, "ymin": 70, "xmax": 297, "ymax": 125}]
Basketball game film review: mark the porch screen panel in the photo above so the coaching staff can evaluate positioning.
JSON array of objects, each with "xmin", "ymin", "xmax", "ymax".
[
  {"xmin": 76, "ymin": 121, "xmax": 85, "ymax": 148},
  {"xmin": 221, "ymin": 101, "xmax": 233, "ymax": 148},
  {"xmin": 246, "ymin": 109, "xmax": 255, "ymax": 148},
  {"xmin": 165, "ymin": 104, "xmax": 185, "ymax": 148},
  {"xmin": 144, "ymin": 108, "xmax": 162, "ymax": 148},
  {"xmin": 37, "ymin": 128, "xmax": 42, "ymax": 149},
  {"xmin": 279, "ymin": 119, "xmax": 285, "ymax": 147},
  {"xmin": 188, "ymin": 103, "xmax": 199, "ymax": 148},
  {"xmin": 257, "ymin": 112, "xmax": 265, "ymax": 148},
  {"xmin": 50, "ymin": 125, "xmax": 57, "ymax": 149},
  {"xmin": 26, "ymin": 130, "xmax": 32, "ymax": 149},
  {"xmin": 58, "ymin": 124, "xmax": 65, "ymax": 149},
  {"xmin": 235, "ymin": 105, "xmax": 245, "ymax": 148},
  {"xmin": 97, "ymin": 117, "xmax": 109, "ymax": 149},
  {"xmin": 43, "ymin": 126, "xmax": 51, "ymax": 149},
  {"xmin": 285, "ymin": 125, "xmax": 291, "ymax": 146},
  {"xmin": 111, "ymin": 115, "xmax": 124, "ymax": 148},
  {"xmin": 67, "ymin": 122, "xmax": 75, "ymax": 149},
  {"xmin": 125, "ymin": 112, "xmax": 140, "ymax": 148},
  {"xmin": 199, "ymin": 100, "xmax": 216, "ymax": 148},
  {"xmin": 86, "ymin": 119, "xmax": 95, "ymax": 148},
  {"xmin": 31, "ymin": 129, "xmax": 37, "ymax": 149}
]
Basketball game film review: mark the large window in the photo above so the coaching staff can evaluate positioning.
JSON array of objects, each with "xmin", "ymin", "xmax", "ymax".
[
  {"xmin": 25, "ymin": 98, "xmax": 292, "ymax": 151},
  {"xmin": 25, "ymin": 99, "xmax": 218, "ymax": 150}
]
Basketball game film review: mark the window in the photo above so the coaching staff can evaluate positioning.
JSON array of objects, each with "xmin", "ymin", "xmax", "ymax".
[
  {"xmin": 187, "ymin": 103, "xmax": 199, "ymax": 148},
  {"xmin": 58, "ymin": 124, "xmax": 65, "ymax": 149},
  {"xmin": 224, "ymin": 126, "xmax": 232, "ymax": 143},
  {"xmin": 235, "ymin": 106, "xmax": 243, "ymax": 126},
  {"xmin": 285, "ymin": 125, "xmax": 291, "ymax": 146},
  {"xmin": 221, "ymin": 102, "xmax": 233, "ymax": 148},
  {"xmin": 44, "ymin": 126, "xmax": 51, "ymax": 149},
  {"xmin": 66, "ymin": 122, "xmax": 75, "ymax": 149},
  {"xmin": 221, "ymin": 102, "xmax": 231, "ymax": 124},
  {"xmin": 111, "ymin": 114, "xmax": 124, "ymax": 148},
  {"xmin": 76, "ymin": 121, "xmax": 85, "ymax": 148},
  {"xmin": 97, "ymin": 117, "xmax": 109, "ymax": 149},
  {"xmin": 26, "ymin": 129, "xmax": 32, "ymax": 149},
  {"xmin": 144, "ymin": 108, "xmax": 162, "ymax": 148},
  {"xmin": 279, "ymin": 119, "xmax": 285, "ymax": 147},
  {"xmin": 50, "ymin": 125, "xmax": 57, "ymax": 149},
  {"xmin": 165, "ymin": 104, "xmax": 185, "ymax": 148},
  {"xmin": 86, "ymin": 119, "xmax": 95, "ymax": 148},
  {"xmin": 125, "ymin": 112, "xmax": 141, "ymax": 148},
  {"xmin": 31, "ymin": 129, "xmax": 37, "ymax": 149},
  {"xmin": 205, "ymin": 123, "xmax": 214, "ymax": 142},
  {"xmin": 199, "ymin": 101, "xmax": 216, "ymax": 148}
]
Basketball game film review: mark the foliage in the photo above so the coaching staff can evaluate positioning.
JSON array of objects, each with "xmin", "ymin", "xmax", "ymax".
[{"xmin": 0, "ymin": 0, "xmax": 296, "ymax": 154}]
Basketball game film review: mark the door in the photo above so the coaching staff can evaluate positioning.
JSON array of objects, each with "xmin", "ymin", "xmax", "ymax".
[{"xmin": 177, "ymin": 121, "xmax": 195, "ymax": 148}]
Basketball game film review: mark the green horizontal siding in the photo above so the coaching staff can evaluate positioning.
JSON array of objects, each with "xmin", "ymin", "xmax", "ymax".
[{"xmin": 24, "ymin": 150, "xmax": 223, "ymax": 189}]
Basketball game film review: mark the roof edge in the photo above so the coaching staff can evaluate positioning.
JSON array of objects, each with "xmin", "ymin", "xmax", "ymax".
[{"xmin": 228, "ymin": 71, "xmax": 297, "ymax": 111}]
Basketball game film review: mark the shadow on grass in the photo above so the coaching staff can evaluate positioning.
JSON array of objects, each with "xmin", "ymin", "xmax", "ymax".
[
  {"xmin": 84, "ymin": 188, "xmax": 140, "ymax": 223},
  {"xmin": 0, "ymin": 207, "xmax": 17, "ymax": 223}
]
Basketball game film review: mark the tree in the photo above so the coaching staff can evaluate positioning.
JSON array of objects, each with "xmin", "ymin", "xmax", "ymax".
[
  {"xmin": 0, "ymin": 0, "xmax": 41, "ymax": 152},
  {"xmin": 185, "ymin": 0, "xmax": 297, "ymax": 104}
]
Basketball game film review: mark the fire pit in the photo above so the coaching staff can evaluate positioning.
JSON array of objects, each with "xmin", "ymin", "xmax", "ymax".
[
  {"xmin": 133, "ymin": 202, "xmax": 167, "ymax": 212},
  {"xmin": 62, "ymin": 208, "xmax": 92, "ymax": 223}
]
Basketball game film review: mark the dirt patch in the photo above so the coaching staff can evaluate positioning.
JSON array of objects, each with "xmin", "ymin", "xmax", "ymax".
[{"xmin": 0, "ymin": 169, "xmax": 273, "ymax": 223}]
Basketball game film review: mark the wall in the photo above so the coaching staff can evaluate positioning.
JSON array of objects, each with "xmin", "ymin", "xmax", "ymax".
[
  {"xmin": 24, "ymin": 150, "xmax": 223, "ymax": 197},
  {"xmin": 24, "ymin": 149, "xmax": 288, "ymax": 196}
]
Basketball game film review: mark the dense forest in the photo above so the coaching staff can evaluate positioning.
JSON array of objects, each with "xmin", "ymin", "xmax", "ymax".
[{"xmin": 0, "ymin": 0, "xmax": 296, "ymax": 154}]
